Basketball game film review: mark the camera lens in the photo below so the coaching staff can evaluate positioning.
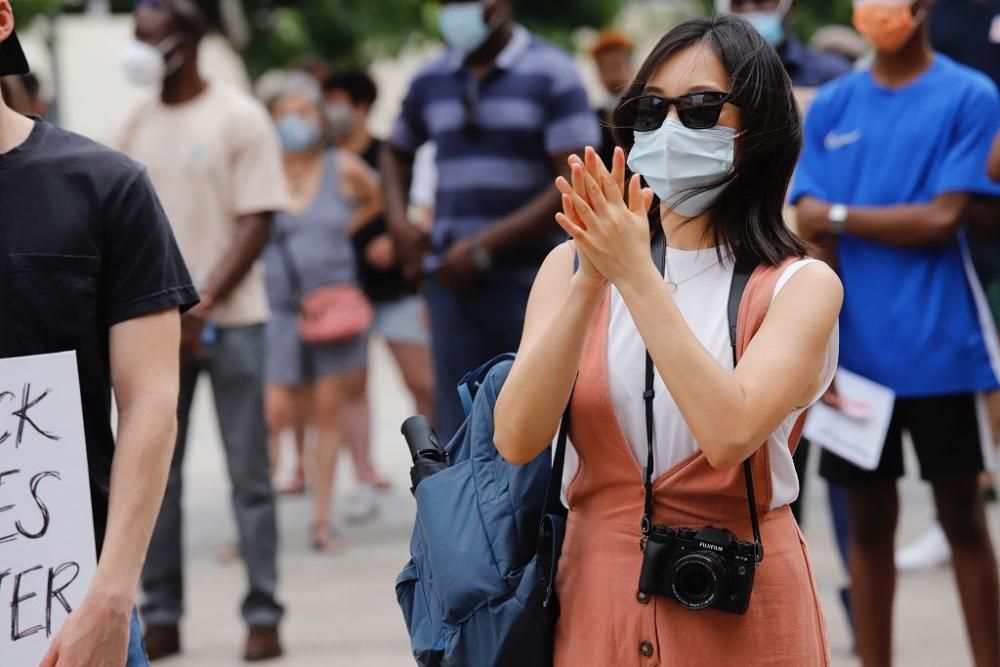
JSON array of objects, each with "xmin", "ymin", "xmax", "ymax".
[{"xmin": 672, "ymin": 552, "xmax": 728, "ymax": 610}]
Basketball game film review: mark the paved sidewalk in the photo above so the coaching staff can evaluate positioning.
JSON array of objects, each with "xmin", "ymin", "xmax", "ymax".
[{"xmin": 153, "ymin": 341, "xmax": 997, "ymax": 667}]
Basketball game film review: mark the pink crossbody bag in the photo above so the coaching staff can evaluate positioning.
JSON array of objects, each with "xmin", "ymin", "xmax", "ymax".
[{"xmin": 275, "ymin": 232, "xmax": 373, "ymax": 344}]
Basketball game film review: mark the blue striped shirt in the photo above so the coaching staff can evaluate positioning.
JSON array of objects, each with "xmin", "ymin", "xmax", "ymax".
[{"xmin": 390, "ymin": 26, "xmax": 600, "ymax": 280}]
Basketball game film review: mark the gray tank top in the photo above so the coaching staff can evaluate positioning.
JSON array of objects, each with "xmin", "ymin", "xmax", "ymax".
[{"xmin": 264, "ymin": 151, "xmax": 357, "ymax": 312}]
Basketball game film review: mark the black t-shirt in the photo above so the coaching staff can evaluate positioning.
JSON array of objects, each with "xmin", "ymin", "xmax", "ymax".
[
  {"xmin": 352, "ymin": 137, "xmax": 413, "ymax": 303},
  {"xmin": 0, "ymin": 120, "xmax": 198, "ymax": 553}
]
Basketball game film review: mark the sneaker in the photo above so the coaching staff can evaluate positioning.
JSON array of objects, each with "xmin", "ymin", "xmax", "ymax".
[
  {"xmin": 343, "ymin": 484, "xmax": 379, "ymax": 524},
  {"xmin": 896, "ymin": 521, "xmax": 951, "ymax": 572},
  {"xmin": 244, "ymin": 625, "xmax": 283, "ymax": 661},
  {"xmin": 144, "ymin": 624, "xmax": 180, "ymax": 661}
]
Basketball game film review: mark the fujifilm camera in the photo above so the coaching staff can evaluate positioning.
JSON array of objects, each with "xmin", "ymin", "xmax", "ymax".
[{"xmin": 637, "ymin": 524, "xmax": 759, "ymax": 615}]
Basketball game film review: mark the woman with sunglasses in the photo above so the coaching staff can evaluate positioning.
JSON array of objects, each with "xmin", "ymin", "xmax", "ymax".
[{"xmin": 495, "ymin": 16, "xmax": 842, "ymax": 665}]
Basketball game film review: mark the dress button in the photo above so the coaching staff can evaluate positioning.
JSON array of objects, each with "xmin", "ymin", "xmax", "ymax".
[{"xmin": 639, "ymin": 640, "xmax": 654, "ymax": 657}]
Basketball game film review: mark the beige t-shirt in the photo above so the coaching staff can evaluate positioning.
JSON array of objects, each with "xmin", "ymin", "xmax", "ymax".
[{"xmin": 117, "ymin": 83, "xmax": 289, "ymax": 326}]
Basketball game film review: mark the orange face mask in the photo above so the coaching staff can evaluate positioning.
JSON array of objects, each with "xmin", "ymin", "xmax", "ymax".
[{"xmin": 852, "ymin": 2, "xmax": 920, "ymax": 53}]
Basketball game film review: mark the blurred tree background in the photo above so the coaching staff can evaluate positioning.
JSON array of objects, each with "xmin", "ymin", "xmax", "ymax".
[{"xmin": 14, "ymin": 0, "xmax": 854, "ymax": 78}]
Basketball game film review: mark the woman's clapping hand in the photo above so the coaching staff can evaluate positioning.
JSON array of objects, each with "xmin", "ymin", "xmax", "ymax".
[{"xmin": 554, "ymin": 146, "xmax": 656, "ymax": 288}]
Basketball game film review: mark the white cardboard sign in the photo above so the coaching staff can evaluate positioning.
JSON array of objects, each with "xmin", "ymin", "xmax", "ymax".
[
  {"xmin": 0, "ymin": 352, "xmax": 96, "ymax": 666},
  {"xmin": 803, "ymin": 368, "xmax": 896, "ymax": 471}
]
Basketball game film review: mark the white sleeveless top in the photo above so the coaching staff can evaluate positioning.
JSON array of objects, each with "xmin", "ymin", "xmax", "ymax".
[{"xmin": 561, "ymin": 249, "xmax": 839, "ymax": 510}]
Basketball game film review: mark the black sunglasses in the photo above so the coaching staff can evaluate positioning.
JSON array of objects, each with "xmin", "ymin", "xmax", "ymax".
[{"xmin": 620, "ymin": 92, "xmax": 732, "ymax": 132}]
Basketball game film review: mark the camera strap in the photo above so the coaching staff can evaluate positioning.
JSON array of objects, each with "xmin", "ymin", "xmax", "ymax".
[{"xmin": 639, "ymin": 232, "xmax": 764, "ymax": 563}]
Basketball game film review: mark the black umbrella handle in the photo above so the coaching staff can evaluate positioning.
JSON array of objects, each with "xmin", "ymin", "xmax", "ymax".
[{"xmin": 402, "ymin": 415, "xmax": 446, "ymax": 464}]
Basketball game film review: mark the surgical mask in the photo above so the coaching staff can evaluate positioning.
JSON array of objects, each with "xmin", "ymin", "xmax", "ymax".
[
  {"xmin": 277, "ymin": 114, "xmax": 321, "ymax": 153},
  {"xmin": 325, "ymin": 103, "xmax": 356, "ymax": 142},
  {"xmin": 439, "ymin": 1, "xmax": 497, "ymax": 55},
  {"xmin": 744, "ymin": 10, "xmax": 785, "ymax": 47},
  {"xmin": 627, "ymin": 117, "xmax": 736, "ymax": 217},
  {"xmin": 852, "ymin": 0, "xmax": 924, "ymax": 53},
  {"xmin": 120, "ymin": 34, "xmax": 183, "ymax": 87}
]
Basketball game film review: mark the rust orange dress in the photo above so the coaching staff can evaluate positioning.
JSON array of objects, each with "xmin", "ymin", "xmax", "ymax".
[{"xmin": 553, "ymin": 260, "xmax": 831, "ymax": 667}]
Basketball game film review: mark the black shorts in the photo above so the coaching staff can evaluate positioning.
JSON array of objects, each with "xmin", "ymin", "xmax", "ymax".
[{"xmin": 820, "ymin": 393, "xmax": 992, "ymax": 484}]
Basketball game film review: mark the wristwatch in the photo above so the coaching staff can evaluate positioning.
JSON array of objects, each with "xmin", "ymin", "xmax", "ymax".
[
  {"xmin": 827, "ymin": 204, "xmax": 849, "ymax": 235},
  {"xmin": 470, "ymin": 239, "xmax": 493, "ymax": 271}
]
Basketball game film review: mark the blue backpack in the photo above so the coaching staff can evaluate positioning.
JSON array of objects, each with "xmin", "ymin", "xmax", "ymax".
[{"xmin": 395, "ymin": 353, "xmax": 571, "ymax": 667}]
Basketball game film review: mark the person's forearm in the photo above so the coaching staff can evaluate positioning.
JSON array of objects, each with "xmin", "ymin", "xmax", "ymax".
[
  {"xmin": 89, "ymin": 391, "xmax": 177, "ymax": 609},
  {"xmin": 349, "ymin": 185, "xmax": 383, "ymax": 234},
  {"xmin": 477, "ymin": 161, "xmax": 574, "ymax": 253},
  {"xmin": 494, "ymin": 279, "xmax": 603, "ymax": 465},
  {"xmin": 989, "ymin": 132, "xmax": 1000, "ymax": 183},
  {"xmin": 840, "ymin": 200, "xmax": 964, "ymax": 246},
  {"xmin": 617, "ymin": 266, "xmax": 783, "ymax": 469},
  {"xmin": 203, "ymin": 213, "xmax": 271, "ymax": 306},
  {"xmin": 379, "ymin": 143, "xmax": 415, "ymax": 239}
]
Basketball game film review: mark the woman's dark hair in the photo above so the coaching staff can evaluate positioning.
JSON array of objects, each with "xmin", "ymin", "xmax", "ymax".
[
  {"xmin": 323, "ymin": 69, "xmax": 378, "ymax": 108},
  {"xmin": 611, "ymin": 15, "xmax": 806, "ymax": 266}
]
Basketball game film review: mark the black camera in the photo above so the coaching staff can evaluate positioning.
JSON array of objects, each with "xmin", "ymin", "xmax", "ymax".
[{"xmin": 637, "ymin": 525, "xmax": 759, "ymax": 615}]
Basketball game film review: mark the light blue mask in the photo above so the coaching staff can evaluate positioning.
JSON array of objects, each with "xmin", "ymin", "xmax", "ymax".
[
  {"xmin": 627, "ymin": 117, "xmax": 736, "ymax": 217},
  {"xmin": 439, "ymin": 2, "xmax": 493, "ymax": 55},
  {"xmin": 744, "ymin": 10, "xmax": 785, "ymax": 47},
  {"xmin": 277, "ymin": 114, "xmax": 321, "ymax": 154}
]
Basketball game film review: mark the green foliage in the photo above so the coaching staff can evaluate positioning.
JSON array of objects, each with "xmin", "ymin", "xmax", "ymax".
[
  {"xmin": 10, "ymin": 0, "xmax": 64, "ymax": 28},
  {"xmin": 238, "ymin": 0, "xmax": 624, "ymax": 78}
]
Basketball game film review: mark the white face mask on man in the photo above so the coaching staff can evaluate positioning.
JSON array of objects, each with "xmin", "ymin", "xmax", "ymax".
[
  {"xmin": 626, "ymin": 118, "xmax": 737, "ymax": 217},
  {"xmin": 120, "ymin": 34, "xmax": 184, "ymax": 87},
  {"xmin": 438, "ymin": 1, "xmax": 500, "ymax": 56}
]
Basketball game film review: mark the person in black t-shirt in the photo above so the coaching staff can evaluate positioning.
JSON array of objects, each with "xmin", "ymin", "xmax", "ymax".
[
  {"xmin": 323, "ymin": 70, "xmax": 434, "ymax": 517},
  {"xmin": 0, "ymin": 5, "xmax": 198, "ymax": 666}
]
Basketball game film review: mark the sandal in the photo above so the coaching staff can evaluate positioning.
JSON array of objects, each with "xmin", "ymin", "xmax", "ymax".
[{"xmin": 311, "ymin": 523, "xmax": 348, "ymax": 555}]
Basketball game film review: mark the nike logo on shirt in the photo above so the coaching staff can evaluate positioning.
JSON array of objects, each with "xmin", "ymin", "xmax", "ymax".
[{"xmin": 825, "ymin": 130, "xmax": 863, "ymax": 150}]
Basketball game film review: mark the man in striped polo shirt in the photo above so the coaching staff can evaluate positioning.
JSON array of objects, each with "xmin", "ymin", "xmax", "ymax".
[{"xmin": 382, "ymin": 0, "xmax": 600, "ymax": 440}]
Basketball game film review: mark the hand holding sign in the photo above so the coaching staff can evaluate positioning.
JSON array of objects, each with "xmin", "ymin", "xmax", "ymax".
[
  {"xmin": 0, "ymin": 352, "xmax": 97, "ymax": 666},
  {"xmin": 804, "ymin": 368, "xmax": 896, "ymax": 471},
  {"xmin": 38, "ymin": 592, "xmax": 130, "ymax": 667}
]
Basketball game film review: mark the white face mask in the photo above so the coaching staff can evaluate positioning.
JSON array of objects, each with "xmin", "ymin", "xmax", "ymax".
[
  {"xmin": 627, "ymin": 117, "xmax": 737, "ymax": 217},
  {"xmin": 325, "ymin": 103, "xmax": 356, "ymax": 142},
  {"xmin": 120, "ymin": 34, "xmax": 183, "ymax": 87},
  {"xmin": 438, "ymin": 1, "xmax": 498, "ymax": 56}
]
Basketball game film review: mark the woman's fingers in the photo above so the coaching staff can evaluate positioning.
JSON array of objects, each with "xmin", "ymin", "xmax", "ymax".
[
  {"xmin": 555, "ymin": 175, "xmax": 573, "ymax": 197},
  {"xmin": 555, "ymin": 211, "xmax": 578, "ymax": 238},
  {"xmin": 585, "ymin": 146, "xmax": 623, "ymax": 206},
  {"xmin": 570, "ymin": 163, "xmax": 590, "ymax": 207},
  {"xmin": 561, "ymin": 193, "xmax": 587, "ymax": 230},
  {"xmin": 628, "ymin": 174, "xmax": 647, "ymax": 216},
  {"xmin": 583, "ymin": 170, "xmax": 610, "ymax": 216},
  {"xmin": 612, "ymin": 146, "xmax": 626, "ymax": 196},
  {"xmin": 568, "ymin": 188, "xmax": 600, "ymax": 229}
]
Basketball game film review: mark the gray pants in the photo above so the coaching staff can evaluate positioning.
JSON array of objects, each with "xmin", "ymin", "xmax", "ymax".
[{"xmin": 141, "ymin": 324, "xmax": 283, "ymax": 627}]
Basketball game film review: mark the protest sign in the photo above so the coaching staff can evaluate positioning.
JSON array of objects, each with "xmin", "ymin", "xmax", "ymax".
[{"xmin": 0, "ymin": 352, "xmax": 96, "ymax": 666}]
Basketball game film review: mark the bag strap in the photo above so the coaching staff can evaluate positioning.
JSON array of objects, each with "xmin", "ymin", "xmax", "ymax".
[
  {"xmin": 638, "ymin": 237, "xmax": 764, "ymax": 563},
  {"xmin": 539, "ymin": 245, "xmax": 580, "ymax": 522},
  {"xmin": 729, "ymin": 258, "xmax": 764, "ymax": 562}
]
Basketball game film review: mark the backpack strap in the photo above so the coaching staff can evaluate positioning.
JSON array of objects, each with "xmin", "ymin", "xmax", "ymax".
[{"xmin": 729, "ymin": 258, "xmax": 763, "ymax": 562}]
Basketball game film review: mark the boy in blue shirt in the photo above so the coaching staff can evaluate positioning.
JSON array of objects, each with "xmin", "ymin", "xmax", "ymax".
[{"xmin": 792, "ymin": 1, "xmax": 1000, "ymax": 664}]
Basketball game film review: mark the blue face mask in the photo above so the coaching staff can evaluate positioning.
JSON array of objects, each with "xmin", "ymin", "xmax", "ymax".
[
  {"xmin": 439, "ymin": 2, "xmax": 494, "ymax": 55},
  {"xmin": 627, "ymin": 117, "xmax": 737, "ymax": 217},
  {"xmin": 277, "ymin": 114, "xmax": 321, "ymax": 153},
  {"xmin": 744, "ymin": 10, "xmax": 785, "ymax": 47}
]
